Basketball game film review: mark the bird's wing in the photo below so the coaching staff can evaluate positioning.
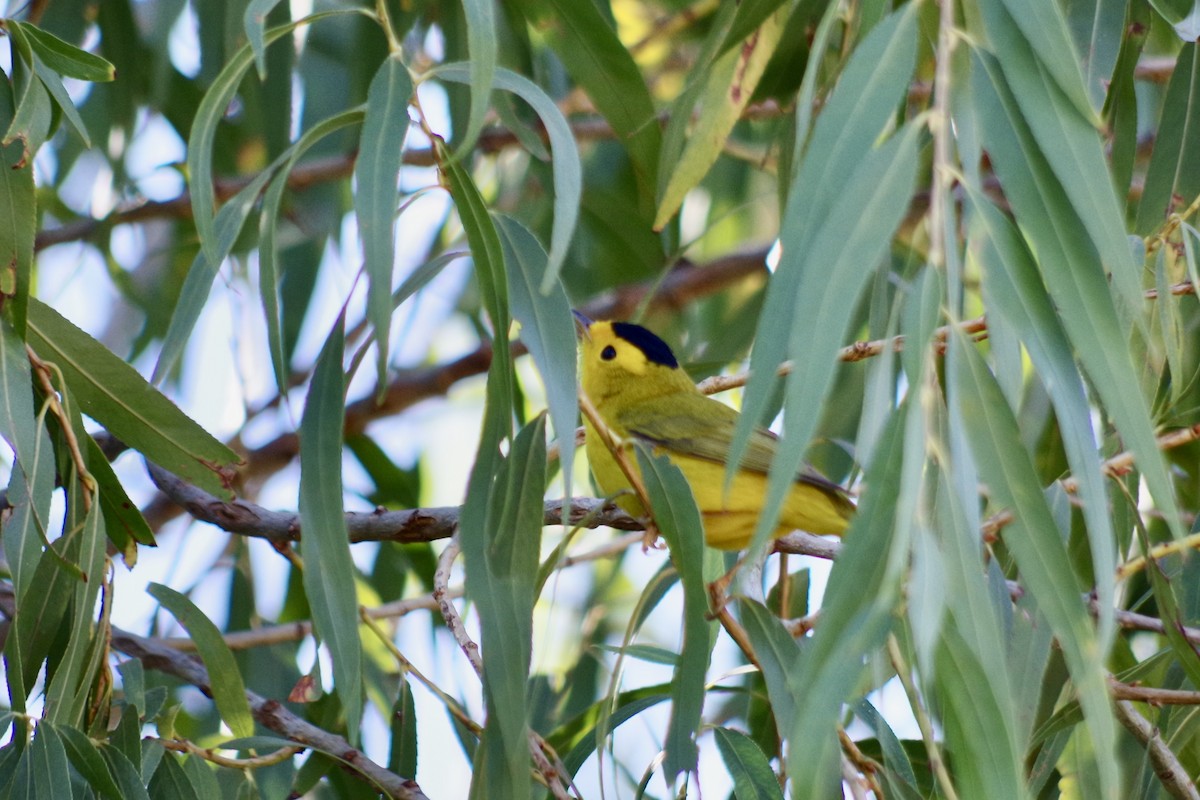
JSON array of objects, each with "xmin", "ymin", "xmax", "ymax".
[{"xmin": 615, "ymin": 395, "xmax": 850, "ymax": 498}]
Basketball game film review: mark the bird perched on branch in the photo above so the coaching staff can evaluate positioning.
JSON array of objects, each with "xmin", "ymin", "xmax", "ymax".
[{"xmin": 575, "ymin": 312, "xmax": 855, "ymax": 550}]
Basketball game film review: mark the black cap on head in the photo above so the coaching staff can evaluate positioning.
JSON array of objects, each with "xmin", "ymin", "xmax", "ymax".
[{"xmin": 612, "ymin": 322, "xmax": 679, "ymax": 368}]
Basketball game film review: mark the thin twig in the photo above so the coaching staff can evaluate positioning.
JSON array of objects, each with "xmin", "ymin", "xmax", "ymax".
[
  {"xmin": 1109, "ymin": 678, "xmax": 1200, "ymax": 707},
  {"xmin": 577, "ymin": 393, "xmax": 659, "ymax": 550},
  {"xmin": 158, "ymin": 737, "xmax": 303, "ymax": 769},
  {"xmin": 26, "ymin": 346, "xmax": 96, "ymax": 509},
  {"xmin": 1113, "ymin": 699, "xmax": 1200, "ymax": 800},
  {"xmin": 146, "ymin": 459, "xmax": 641, "ymax": 544},
  {"xmin": 0, "ymin": 582, "xmax": 428, "ymax": 800},
  {"xmin": 433, "ymin": 536, "xmax": 481, "ymax": 676}
]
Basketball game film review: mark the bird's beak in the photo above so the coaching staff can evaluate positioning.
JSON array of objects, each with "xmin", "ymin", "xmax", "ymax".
[{"xmin": 572, "ymin": 309, "xmax": 592, "ymax": 340}]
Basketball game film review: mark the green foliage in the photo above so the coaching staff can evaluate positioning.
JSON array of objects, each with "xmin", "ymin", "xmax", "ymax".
[{"xmin": 4, "ymin": 0, "xmax": 1200, "ymax": 797}]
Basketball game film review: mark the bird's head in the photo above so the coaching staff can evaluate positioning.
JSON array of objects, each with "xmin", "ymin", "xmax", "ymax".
[{"xmin": 574, "ymin": 312, "xmax": 695, "ymax": 404}]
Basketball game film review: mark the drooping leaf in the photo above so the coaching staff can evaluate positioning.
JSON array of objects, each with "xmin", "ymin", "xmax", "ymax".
[
  {"xmin": 432, "ymin": 64, "xmax": 581, "ymax": 291},
  {"xmin": 505, "ymin": 0, "xmax": 661, "ymax": 216},
  {"xmin": 970, "ymin": 47, "xmax": 1183, "ymax": 543},
  {"xmin": 635, "ymin": 446, "xmax": 719, "ymax": 780},
  {"xmin": 40, "ymin": 483, "xmax": 107, "ymax": 728},
  {"xmin": 1136, "ymin": 43, "xmax": 1200, "ymax": 236},
  {"xmin": 460, "ymin": 415, "xmax": 546, "ymax": 798},
  {"xmin": 297, "ymin": 311, "xmax": 363, "ymax": 744},
  {"xmin": 494, "ymin": 215, "xmax": 577, "ymax": 509},
  {"xmin": 187, "ymin": 9, "xmax": 365, "ymax": 268},
  {"xmin": 53, "ymin": 723, "xmax": 124, "ymax": 800},
  {"xmin": 355, "ymin": 55, "xmax": 413, "ymax": 388},
  {"xmin": 0, "ymin": 76, "xmax": 35, "ymax": 335},
  {"xmin": 147, "ymin": 583, "xmax": 255, "ymax": 740},
  {"xmin": 259, "ymin": 109, "xmax": 365, "ymax": 394},
  {"xmin": 714, "ymin": 726, "xmax": 783, "ymax": 800},
  {"xmin": 966, "ymin": 191, "xmax": 1116, "ymax": 648},
  {"xmin": 733, "ymin": 5, "xmax": 919, "ymax": 554},
  {"xmin": 25, "ymin": 299, "xmax": 241, "ymax": 499},
  {"xmin": 655, "ymin": 9, "xmax": 785, "ymax": 230},
  {"xmin": 950, "ymin": 329, "xmax": 1117, "ymax": 797}
]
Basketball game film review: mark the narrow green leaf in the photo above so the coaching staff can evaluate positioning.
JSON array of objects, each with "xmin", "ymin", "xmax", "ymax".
[
  {"xmin": 506, "ymin": 0, "xmax": 661, "ymax": 214},
  {"xmin": 99, "ymin": 746, "xmax": 152, "ymax": 800},
  {"xmin": 187, "ymin": 9, "xmax": 364, "ymax": 267},
  {"xmin": 785, "ymin": 407, "xmax": 906, "ymax": 799},
  {"xmin": 1148, "ymin": 0, "xmax": 1194, "ymax": 24},
  {"xmin": 53, "ymin": 723, "xmax": 124, "ymax": 800},
  {"xmin": 25, "ymin": 299, "xmax": 241, "ymax": 499},
  {"xmin": 593, "ymin": 643, "xmax": 680, "ymax": 666},
  {"xmin": 0, "ymin": 76, "xmax": 35, "ymax": 335},
  {"xmin": 717, "ymin": 0, "xmax": 789, "ymax": 56},
  {"xmin": 147, "ymin": 583, "xmax": 255, "ymax": 739},
  {"xmin": 655, "ymin": 10, "xmax": 784, "ymax": 230},
  {"xmin": 43, "ymin": 498, "xmax": 107, "ymax": 728},
  {"xmin": 747, "ymin": 121, "xmax": 922, "ymax": 555},
  {"xmin": 1, "ymin": 421, "xmax": 52, "ymax": 603},
  {"xmin": 260, "ymin": 109, "xmax": 365, "ymax": 394},
  {"xmin": 1154, "ymin": 247, "xmax": 1185, "ymax": 404},
  {"xmin": 148, "ymin": 752, "xmax": 201, "ymax": 800},
  {"xmin": 298, "ymin": 311, "xmax": 362, "ymax": 744},
  {"xmin": 9, "ymin": 21, "xmax": 115, "ymax": 82},
  {"xmin": 713, "ymin": 727, "xmax": 783, "ymax": 800},
  {"xmin": 459, "ymin": 0, "xmax": 496, "ymax": 154},
  {"xmin": 970, "ymin": 48, "xmax": 1183, "ymax": 542},
  {"xmin": 12, "ymin": 723, "xmax": 71, "ymax": 800},
  {"xmin": 26, "ymin": 53, "xmax": 91, "ymax": 147},
  {"xmin": 852, "ymin": 700, "xmax": 919, "ymax": 793},
  {"xmin": 154, "ymin": 164, "xmax": 277, "ymax": 384},
  {"xmin": 387, "ymin": 679, "xmax": 418, "ymax": 778},
  {"xmin": 635, "ymin": 446, "xmax": 719, "ymax": 779},
  {"xmin": 5, "ymin": 49, "xmax": 54, "ymax": 155},
  {"xmin": 1063, "ymin": 0, "xmax": 1125, "ymax": 109},
  {"xmin": 1102, "ymin": 2, "xmax": 1150, "ymax": 198},
  {"xmin": 966, "ymin": 192, "xmax": 1116, "ymax": 648},
  {"xmin": 494, "ymin": 215, "xmax": 577, "ymax": 511},
  {"xmin": 949, "ymin": 329, "xmax": 1117, "ymax": 796},
  {"xmin": 739, "ymin": 601, "xmax": 800, "ymax": 737},
  {"xmin": 5, "ymin": 535, "xmax": 76, "ymax": 710},
  {"xmin": 547, "ymin": 685, "xmax": 671, "ymax": 778},
  {"xmin": 1136, "ymin": 43, "xmax": 1200, "ymax": 235},
  {"xmin": 243, "ymin": 0, "xmax": 285, "ymax": 77},
  {"xmin": 734, "ymin": 6, "xmax": 918, "ymax": 552},
  {"xmin": 992, "ymin": 0, "xmax": 1095, "ymax": 117},
  {"xmin": 437, "ymin": 136, "xmax": 512, "ymax": 386},
  {"xmin": 1130, "ymin": 516, "xmax": 1200, "ymax": 692},
  {"xmin": 934, "ymin": 623, "xmax": 1026, "ymax": 798},
  {"xmin": 180, "ymin": 753, "xmax": 222, "ymax": 800},
  {"xmin": 977, "ymin": 3, "xmax": 1143, "ymax": 328},
  {"xmin": 787, "ymin": 0, "xmax": 843, "ymax": 190},
  {"xmin": 432, "ymin": 65, "xmax": 581, "ymax": 291},
  {"xmin": 87, "ymin": 436, "xmax": 156, "ymax": 561},
  {"xmin": 355, "ymin": 55, "xmax": 413, "ymax": 388},
  {"xmin": 460, "ymin": 415, "xmax": 546, "ymax": 799},
  {"xmin": 0, "ymin": 316, "xmax": 52, "ymax": 597}
]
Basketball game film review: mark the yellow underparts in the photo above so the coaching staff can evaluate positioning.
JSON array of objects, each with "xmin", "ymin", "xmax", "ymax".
[{"xmin": 585, "ymin": 428, "xmax": 851, "ymax": 550}]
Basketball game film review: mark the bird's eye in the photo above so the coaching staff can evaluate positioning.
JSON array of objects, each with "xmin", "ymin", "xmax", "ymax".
[{"xmin": 601, "ymin": 345, "xmax": 617, "ymax": 360}]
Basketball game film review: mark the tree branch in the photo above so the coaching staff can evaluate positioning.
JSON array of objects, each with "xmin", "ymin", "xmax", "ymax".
[
  {"xmin": 1113, "ymin": 698, "xmax": 1200, "ymax": 800},
  {"xmin": 0, "ymin": 586, "xmax": 428, "ymax": 800},
  {"xmin": 145, "ymin": 459, "xmax": 642, "ymax": 543}
]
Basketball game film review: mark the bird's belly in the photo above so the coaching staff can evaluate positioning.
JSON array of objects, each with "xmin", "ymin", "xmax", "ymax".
[
  {"xmin": 585, "ymin": 427, "xmax": 849, "ymax": 550},
  {"xmin": 670, "ymin": 455, "xmax": 849, "ymax": 549}
]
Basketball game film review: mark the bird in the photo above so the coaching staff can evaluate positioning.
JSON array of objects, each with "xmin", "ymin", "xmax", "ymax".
[{"xmin": 575, "ymin": 312, "xmax": 855, "ymax": 550}]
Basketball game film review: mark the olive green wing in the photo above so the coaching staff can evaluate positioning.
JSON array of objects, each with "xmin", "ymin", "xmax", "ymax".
[{"xmin": 616, "ymin": 394, "xmax": 851, "ymax": 500}]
